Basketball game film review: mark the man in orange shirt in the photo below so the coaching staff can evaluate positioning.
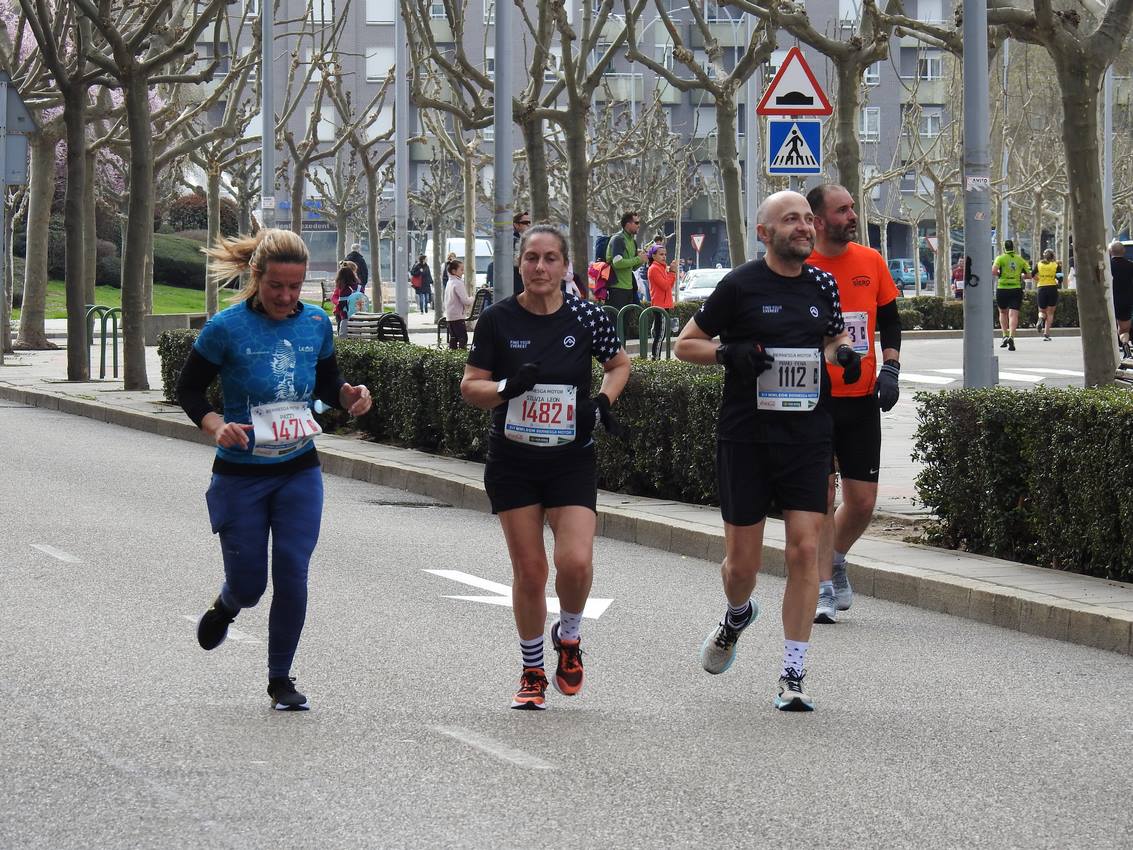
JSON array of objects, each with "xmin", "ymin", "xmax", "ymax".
[{"xmin": 805, "ymin": 184, "xmax": 902, "ymax": 623}]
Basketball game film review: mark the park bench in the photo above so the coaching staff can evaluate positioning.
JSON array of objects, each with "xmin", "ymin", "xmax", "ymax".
[
  {"xmin": 344, "ymin": 312, "xmax": 410, "ymax": 342},
  {"xmin": 436, "ymin": 287, "xmax": 491, "ymax": 347}
]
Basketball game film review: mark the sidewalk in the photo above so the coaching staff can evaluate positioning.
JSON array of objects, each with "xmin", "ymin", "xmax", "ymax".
[{"xmin": 2, "ymin": 340, "xmax": 1130, "ymax": 657}]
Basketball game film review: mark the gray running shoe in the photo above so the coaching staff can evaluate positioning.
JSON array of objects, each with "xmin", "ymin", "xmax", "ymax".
[
  {"xmin": 775, "ymin": 669, "xmax": 815, "ymax": 712},
  {"xmin": 832, "ymin": 564, "xmax": 853, "ymax": 611},
  {"xmin": 814, "ymin": 589, "xmax": 837, "ymax": 624},
  {"xmin": 699, "ymin": 601, "xmax": 758, "ymax": 674}
]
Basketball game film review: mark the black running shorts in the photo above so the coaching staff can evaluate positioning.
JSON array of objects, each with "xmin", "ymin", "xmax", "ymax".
[
  {"xmin": 996, "ymin": 288, "xmax": 1023, "ymax": 311},
  {"xmin": 484, "ymin": 446, "xmax": 597, "ymax": 514},
  {"xmin": 1115, "ymin": 297, "xmax": 1133, "ymax": 323},
  {"xmin": 716, "ymin": 440, "xmax": 831, "ymax": 525},
  {"xmin": 1036, "ymin": 287, "xmax": 1059, "ymax": 309},
  {"xmin": 828, "ymin": 394, "xmax": 882, "ymax": 483}
]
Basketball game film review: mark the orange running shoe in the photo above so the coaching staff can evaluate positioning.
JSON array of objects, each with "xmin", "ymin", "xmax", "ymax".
[
  {"xmin": 510, "ymin": 667, "xmax": 549, "ymax": 710},
  {"xmin": 550, "ymin": 621, "xmax": 584, "ymax": 696}
]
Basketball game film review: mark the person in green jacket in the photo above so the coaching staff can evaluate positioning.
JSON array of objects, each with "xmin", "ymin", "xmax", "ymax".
[
  {"xmin": 992, "ymin": 239, "xmax": 1031, "ymax": 351},
  {"xmin": 605, "ymin": 211, "xmax": 646, "ymax": 310}
]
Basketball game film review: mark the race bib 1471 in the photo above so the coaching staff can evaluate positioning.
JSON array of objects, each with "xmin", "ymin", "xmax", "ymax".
[{"xmin": 250, "ymin": 400, "xmax": 322, "ymax": 458}]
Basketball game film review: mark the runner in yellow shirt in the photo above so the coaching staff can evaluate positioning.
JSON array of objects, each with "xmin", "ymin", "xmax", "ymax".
[
  {"xmin": 1033, "ymin": 249, "xmax": 1062, "ymax": 341},
  {"xmin": 992, "ymin": 239, "xmax": 1031, "ymax": 351}
]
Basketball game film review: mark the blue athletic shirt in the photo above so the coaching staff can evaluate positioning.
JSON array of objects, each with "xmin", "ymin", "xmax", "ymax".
[{"xmin": 193, "ymin": 300, "xmax": 335, "ymax": 466}]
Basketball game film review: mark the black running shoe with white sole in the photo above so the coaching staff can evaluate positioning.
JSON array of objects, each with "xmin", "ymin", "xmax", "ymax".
[
  {"xmin": 268, "ymin": 676, "xmax": 310, "ymax": 711},
  {"xmin": 197, "ymin": 595, "xmax": 237, "ymax": 651},
  {"xmin": 775, "ymin": 668, "xmax": 814, "ymax": 712}
]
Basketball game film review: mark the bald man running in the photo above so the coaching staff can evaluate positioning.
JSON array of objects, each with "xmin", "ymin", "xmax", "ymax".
[{"xmin": 674, "ymin": 190, "xmax": 861, "ymax": 712}]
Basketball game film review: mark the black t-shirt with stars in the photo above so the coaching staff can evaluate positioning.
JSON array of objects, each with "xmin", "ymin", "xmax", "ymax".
[
  {"xmin": 468, "ymin": 293, "xmax": 621, "ymax": 457},
  {"xmin": 695, "ymin": 258, "xmax": 845, "ymax": 444}
]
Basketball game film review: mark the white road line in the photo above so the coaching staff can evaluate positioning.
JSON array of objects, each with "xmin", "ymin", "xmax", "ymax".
[
  {"xmin": 932, "ymin": 368, "xmax": 964, "ymax": 374},
  {"xmin": 30, "ymin": 543, "xmax": 81, "ymax": 563},
  {"xmin": 900, "ymin": 373, "xmax": 955, "ymax": 385},
  {"xmin": 180, "ymin": 614, "xmax": 261, "ymax": 644},
  {"xmin": 433, "ymin": 726, "xmax": 554, "ymax": 770},
  {"xmin": 424, "ymin": 569, "xmax": 512, "ymax": 596},
  {"xmin": 425, "ymin": 569, "xmax": 614, "ymax": 619},
  {"xmin": 1012, "ymin": 367, "xmax": 1085, "ymax": 376},
  {"xmin": 997, "ymin": 371, "xmax": 1045, "ymax": 383}
]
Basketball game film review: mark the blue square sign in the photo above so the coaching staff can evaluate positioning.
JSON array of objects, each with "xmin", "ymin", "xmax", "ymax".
[{"xmin": 766, "ymin": 118, "xmax": 823, "ymax": 176}]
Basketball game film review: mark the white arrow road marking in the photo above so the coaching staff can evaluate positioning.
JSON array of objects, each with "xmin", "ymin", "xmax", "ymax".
[
  {"xmin": 423, "ymin": 569, "xmax": 614, "ymax": 619},
  {"xmin": 899, "ymin": 373, "xmax": 955, "ymax": 385},
  {"xmin": 30, "ymin": 543, "xmax": 81, "ymax": 563},
  {"xmin": 181, "ymin": 614, "xmax": 261, "ymax": 644},
  {"xmin": 433, "ymin": 726, "xmax": 554, "ymax": 770}
]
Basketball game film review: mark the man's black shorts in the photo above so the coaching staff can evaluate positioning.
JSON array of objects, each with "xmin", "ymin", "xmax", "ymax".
[
  {"xmin": 716, "ymin": 440, "xmax": 830, "ymax": 525},
  {"xmin": 996, "ymin": 288, "xmax": 1023, "ymax": 311},
  {"xmin": 828, "ymin": 394, "xmax": 882, "ymax": 483},
  {"xmin": 1115, "ymin": 296, "xmax": 1133, "ymax": 323},
  {"xmin": 1036, "ymin": 287, "xmax": 1059, "ymax": 309},
  {"xmin": 484, "ymin": 446, "xmax": 597, "ymax": 514}
]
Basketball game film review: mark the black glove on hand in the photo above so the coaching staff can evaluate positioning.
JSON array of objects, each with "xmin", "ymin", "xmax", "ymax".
[
  {"xmin": 876, "ymin": 359, "xmax": 901, "ymax": 412},
  {"xmin": 836, "ymin": 344, "xmax": 862, "ymax": 385},
  {"xmin": 594, "ymin": 392, "xmax": 623, "ymax": 437},
  {"xmin": 499, "ymin": 362, "xmax": 540, "ymax": 399},
  {"xmin": 716, "ymin": 342, "xmax": 775, "ymax": 385}
]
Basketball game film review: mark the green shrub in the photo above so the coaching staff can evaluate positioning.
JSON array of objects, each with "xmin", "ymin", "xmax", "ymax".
[
  {"xmin": 157, "ymin": 328, "xmax": 221, "ymax": 410},
  {"xmin": 895, "ymin": 292, "xmax": 1079, "ymax": 330},
  {"xmin": 168, "ymin": 193, "xmax": 239, "ymax": 235},
  {"xmin": 153, "ymin": 233, "xmax": 207, "ymax": 290},
  {"xmin": 898, "ymin": 307, "xmax": 921, "ymax": 330},
  {"xmin": 914, "ymin": 386, "xmax": 1133, "ymax": 580}
]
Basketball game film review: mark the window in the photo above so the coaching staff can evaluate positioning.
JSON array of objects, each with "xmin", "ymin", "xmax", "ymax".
[
  {"xmin": 862, "ymin": 165, "xmax": 882, "ymax": 200},
  {"xmin": 765, "ymin": 49, "xmax": 787, "ymax": 79},
  {"xmin": 839, "ymin": 0, "xmax": 862, "ymax": 23},
  {"xmin": 245, "ymin": 0, "xmax": 259, "ymax": 16},
  {"xmin": 366, "ymin": 0, "xmax": 394, "ymax": 23},
  {"xmin": 900, "ymin": 169, "xmax": 916, "ymax": 192},
  {"xmin": 239, "ymin": 45, "xmax": 257, "ymax": 81},
  {"xmin": 919, "ymin": 107, "xmax": 943, "ymax": 137},
  {"xmin": 655, "ymin": 43, "xmax": 675, "ymax": 72},
  {"xmin": 864, "ymin": 61, "xmax": 880, "ymax": 86},
  {"xmin": 859, "ymin": 106, "xmax": 880, "ymax": 142},
  {"xmin": 429, "ymin": 1, "xmax": 445, "ymax": 19},
  {"xmin": 367, "ymin": 108, "xmax": 393, "ymax": 140},
  {"xmin": 544, "ymin": 47, "xmax": 562, "ymax": 83},
  {"xmin": 481, "ymin": 162, "xmax": 494, "ymax": 195},
  {"xmin": 304, "ymin": 48, "xmax": 324, "ymax": 82},
  {"xmin": 693, "ymin": 50, "xmax": 718, "ymax": 79},
  {"xmin": 917, "ymin": 0, "xmax": 943, "ymax": 23},
  {"xmin": 918, "ymin": 51, "xmax": 943, "ymax": 80},
  {"xmin": 484, "ymin": 0, "xmax": 494, "ymax": 24},
  {"xmin": 305, "ymin": 107, "xmax": 337, "ymax": 141},
  {"xmin": 485, "ymin": 47, "xmax": 494, "ymax": 81},
  {"xmin": 366, "ymin": 46, "xmax": 395, "ymax": 81},
  {"xmin": 309, "ymin": 0, "xmax": 334, "ymax": 25},
  {"xmin": 483, "ymin": 122, "xmax": 494, "ymax": 142},
  {"xmin": 306, "ymin": 164, "xmax": 332, "ymax": 198},
  {"xmin": 194, "ymin": 41, "xmax": 230, "ymax": 74},
  {"xmin": 694, "ymin": 106, "xmax": 717, "ymax": 138}
]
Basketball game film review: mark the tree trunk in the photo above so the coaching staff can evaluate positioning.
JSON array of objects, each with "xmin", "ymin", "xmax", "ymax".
[
  {"xmin": 562, "ymin": 114, "xmax": 591, "ymax": 286},
  {"xmin": 2, "ymin": 195, "xmax": 14, "ymax": 355},
  {"xmin": 121, "ymin": 73, "xmax": 153, "ymax": 390},
  {"xmin": 206, "ymin": 164, "xmax": 222, "ymax": 316},
  {"xmin": 83, "ymin": 148, "xmax": 97, "ymax": 306},
  {"xmin": 63, "ymin": 92, "xmax": 89, "ymax": 377},
  {"xmin": 16, "ymin": 133, "xmax": 56, "ymax": 350},
  {"xmin": 834, "ymin": 61, "xmax": 864, "ymax": 213},
  {"xmin": 1030, "ymin": 186, "xmax": 1042, "ymax": 264},
  {"xmin": 364, "ymin": 166, "xmax": 382, "ymax": 309},
  {"xmin": 934, "ymin": 184, "xmax": 949, "ymax": 297},
  {"xmin": 463, "ymin": 149, "xmax": 475, "ymax": 297},
  {"xmin": 715, "ymin": 94, "xmax": 746, "ymax": 266},
  {"xmin": 521, "ymin": 115, "xmax": 550, "ymax": 221},
  {"xmin": 1055, "ymin": 59, "xmax": 1115, "ymax": 385},
  {"xmin": 1059, "ymin": 194, "xmax": 1070, "ymax": 275},
  {"xmin": 289, "ymin": 171, "xmax": 304, "ymax": 234},
  {"xmin": 431, "ymin": 214, "xmax": 443, "ymax": 315}
]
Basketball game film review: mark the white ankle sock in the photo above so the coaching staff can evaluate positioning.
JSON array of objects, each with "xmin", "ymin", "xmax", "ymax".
[
  {"xmin": 819, "ymin": 580, "xmax": 834, "ymax": 596},
  {"xmin": 782, "ymin": 639, "xmax": 809, "ymax": 676},
  {"xmin": 557, "ymin": 610, "xmax": 582, "ymax": 642},
  {"xmin": 520, "ymin": 636, "xmax": 544, "ymax": 670}
]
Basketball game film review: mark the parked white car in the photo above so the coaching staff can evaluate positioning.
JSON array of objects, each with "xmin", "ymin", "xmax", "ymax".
[{"xmin": 678, "ymin": 267, "xmax": 731, "ymax": 302}]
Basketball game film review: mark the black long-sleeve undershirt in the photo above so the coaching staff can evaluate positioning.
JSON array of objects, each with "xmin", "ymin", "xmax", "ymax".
[{"xmin": 877, "ymin": 300, "xmax": 901, "ymax": 355}]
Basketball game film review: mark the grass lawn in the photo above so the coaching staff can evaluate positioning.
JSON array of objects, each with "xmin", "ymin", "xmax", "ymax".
[{"xmin": 13, "ymin": 280, "xmax": 226, "ymax": 320}]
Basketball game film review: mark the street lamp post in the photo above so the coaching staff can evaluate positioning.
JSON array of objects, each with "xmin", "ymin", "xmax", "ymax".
[{"xmin": 260, "ymin": 2, "xmax": 274, "ymax": 229}]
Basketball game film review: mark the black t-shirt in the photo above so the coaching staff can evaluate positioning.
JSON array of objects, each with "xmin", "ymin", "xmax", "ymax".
[
  {"xmin": 694, "ymin": 258, "xmax": 845, "ymax": 444},
  {"xmin": 468, "ymin": 293, "xmax": 621, "ymax": 457},
  {"xmin": 1112, "ymin": 257, "xmax": 1133, "ymax": 303}
]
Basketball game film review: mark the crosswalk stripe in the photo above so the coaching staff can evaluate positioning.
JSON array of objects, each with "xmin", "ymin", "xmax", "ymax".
[{"xmin": 900, "ymin": 373, "xmax": 955, "ymax": 385}]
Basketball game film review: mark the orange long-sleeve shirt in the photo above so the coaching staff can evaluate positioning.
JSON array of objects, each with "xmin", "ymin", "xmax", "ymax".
[{"xmin": 648, "ymin": 262, "xmax": 675, "ymax": 309}]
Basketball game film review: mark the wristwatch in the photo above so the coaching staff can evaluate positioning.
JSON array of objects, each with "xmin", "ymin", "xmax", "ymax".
[{"xmin": 497, "ymin": 378, "xmax": 507, "ymax": 395}]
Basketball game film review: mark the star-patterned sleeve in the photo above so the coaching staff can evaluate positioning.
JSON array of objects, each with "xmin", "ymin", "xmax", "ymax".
[
  {"xmin": 812, "ymin": 267, "xmax": 845, "ymax": 337},
  {"xmin": 572, "ymin": 296, "xmax": 621, "ymax": 363}
]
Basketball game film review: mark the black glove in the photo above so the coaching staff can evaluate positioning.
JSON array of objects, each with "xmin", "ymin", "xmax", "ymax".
[
  {"xmin": 594, "ymin": 392, "xmax": 623, "ymax": 437},
  {"xmin": 499, "ymin": 362, "xmax": 540, "ymax": 399},
  {"xmin": 836, "ymin": 344, "xmax": 862, "ymax": 385},
  {"xmin": 876, "ymin": 359, "xmax": 900, "ymax": 412},
  {"xmin": 715, "ymin": 342, "xmax": 775, "ymax": 385}
]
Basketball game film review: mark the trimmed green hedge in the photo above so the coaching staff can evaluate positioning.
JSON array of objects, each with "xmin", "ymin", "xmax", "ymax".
[
  {"xmin": 914, "ymin": 387, "xmax": 1133, "ymax": 580},
  {"xmin": 158, "ymin": 329, "xmax": 723, "ymax": 504},
  {"xmin": 153, "ymin": 233, "xmax": 207, "ymax": 290},
  {"xmin": 897, "ymin": 292, "xmax": 1079, "ymax": 330}
]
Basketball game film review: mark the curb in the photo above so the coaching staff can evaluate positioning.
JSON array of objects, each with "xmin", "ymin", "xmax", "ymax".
[{"xmin": 1, "ymin": 382, "xmax": 1128, "ymax": 657}]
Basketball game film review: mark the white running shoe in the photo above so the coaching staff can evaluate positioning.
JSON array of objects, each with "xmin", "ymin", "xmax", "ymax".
[
  {"xmin": 814, "ymin": 589, "xmax": 837, "ymax": 624},
  {"xmin": 832, "ymin": 564, "xmax": 853, "ymax": 611},
  {"xmin": 775, "ymin": 669, "xmax": 815, "ymax": 712},
  {"xmin": 699, "ymin": 601, "xmax": 758, "ymax": 674}
]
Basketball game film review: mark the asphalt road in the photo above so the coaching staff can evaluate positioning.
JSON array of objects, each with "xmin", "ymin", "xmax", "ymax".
[
  {"xmin": 897, "ymin": 333, "xmax": 1093, "ymax": 389},
  {"xmin": 3, "ymin": 403, "xmax": 1132, "ymax": 849}
]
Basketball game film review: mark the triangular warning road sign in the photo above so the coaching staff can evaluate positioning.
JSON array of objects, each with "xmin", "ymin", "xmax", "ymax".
[{"xmin": 756, "ymin": 47, "xmax": 833, "ymax": 117}]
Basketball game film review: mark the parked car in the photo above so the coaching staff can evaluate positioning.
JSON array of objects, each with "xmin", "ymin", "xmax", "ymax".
[
  {"xmin": 678, "ymin": 267, "xmax": 731, "ymax": 302},
  {"xmin": 887, "ymin": 257, "xmax": 930, "ymax": 290}
]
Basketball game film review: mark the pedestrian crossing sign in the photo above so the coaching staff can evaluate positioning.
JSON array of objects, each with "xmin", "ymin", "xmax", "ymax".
[{"xmin": 766, "ymin": 119, "xmax": 823, "ymax": 176}]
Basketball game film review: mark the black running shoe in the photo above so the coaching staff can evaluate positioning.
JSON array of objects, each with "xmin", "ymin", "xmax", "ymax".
[
  {"xmin": 268, "ymin": 676, "xmax": 310, "ymax": 711},
  {"xmin": 1000, "ymin": 337, "xmax": 1009, "ymax": 348},
  {"xmin": 197, "ymin": 595, "xmax": 236, "ymax": 651},
  {"xmin": 1007, "ymin": 337, "xmax": 1016, "ymax": 351}
]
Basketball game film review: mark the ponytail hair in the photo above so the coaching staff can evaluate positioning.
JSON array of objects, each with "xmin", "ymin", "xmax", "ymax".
[{"xmin": 203, "ymin": 228, "xmax": 309, "ymax": 302}]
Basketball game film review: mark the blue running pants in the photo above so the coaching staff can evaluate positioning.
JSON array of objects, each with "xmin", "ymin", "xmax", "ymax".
[{"xmin": 205, "ymin": 467, "xmax": 323, "ymax": 678}]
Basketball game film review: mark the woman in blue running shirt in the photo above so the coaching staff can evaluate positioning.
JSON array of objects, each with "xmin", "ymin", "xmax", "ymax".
[{"xmin": 176, "ymin": 228, "xmax": 372, "ymax": 711}]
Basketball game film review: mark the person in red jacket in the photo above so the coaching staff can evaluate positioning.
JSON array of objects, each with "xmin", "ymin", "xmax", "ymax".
[{"xmin": 646, "ymin": 244, "xmax": 678, "ymax": 359}]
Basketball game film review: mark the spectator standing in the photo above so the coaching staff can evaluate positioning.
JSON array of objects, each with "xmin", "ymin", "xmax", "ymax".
[
  {"xmin": 951, "ymin": 258, "xmax": 965, "ymax": 300},
  {"xmin": 331, "ymin": 264, "xmax": 360, "ymax": 336},
  {"xmin": 646, "ymin": 244, "xmax": 677, "ymax": 359},
  {"xmin": 1110, "ymin": 241, "xmax": 1133, "ymax": 357},
  {"xmin": 345, "ymin": 243, "xmax": 369, "ymax": 293},
  {"xmin": 410, "ymin": 254, "xmax": 433, "ymax": 315},
  {"xmin": 605, "ymin": 211, "xmax": 646, "ymax": 310},
  {"xmin": 444, "ymin": 258, "xmax": 473, "ymax": 349}
]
